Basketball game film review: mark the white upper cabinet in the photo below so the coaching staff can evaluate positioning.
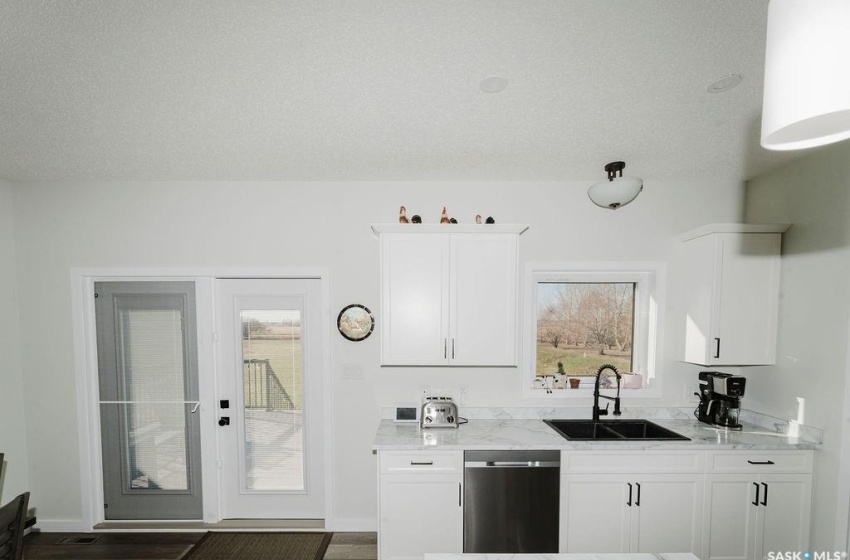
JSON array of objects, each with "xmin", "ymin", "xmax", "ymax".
[
  {"xmin": 678, "ymin": 224, "xmax": 789, "ymax": 366},
  {"xmin": 374, "ymin": 224, "xmax": 526, "ymax": 366}
]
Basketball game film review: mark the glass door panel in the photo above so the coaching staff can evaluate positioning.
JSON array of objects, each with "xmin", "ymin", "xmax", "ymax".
[
  {"xmin": 122, "ymin": 308, "xmax": 190, "ymax": 492},
  {"xmin": 241, "ymin": 309, "xmax": 305, "ymax": 492}
]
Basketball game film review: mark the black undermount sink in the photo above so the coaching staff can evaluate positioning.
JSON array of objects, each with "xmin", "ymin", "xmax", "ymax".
[{"xmin": 544, "ymin": 419, "xmax": 690, "ymax": 441}]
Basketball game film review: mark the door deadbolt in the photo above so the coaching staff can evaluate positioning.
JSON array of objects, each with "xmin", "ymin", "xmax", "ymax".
[{"xmin": 218, "ymin": 417, "xmax": 230, "ymax": 426}]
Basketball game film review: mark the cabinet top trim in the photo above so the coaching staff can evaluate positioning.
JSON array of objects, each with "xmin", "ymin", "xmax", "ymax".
[
  {"xmin": 371, "ymin": 223, "xmax": 529, "ymax": 237},
  {"xmin": 679, "ymin": 222, "xmax": 791, "ymax": 242}
]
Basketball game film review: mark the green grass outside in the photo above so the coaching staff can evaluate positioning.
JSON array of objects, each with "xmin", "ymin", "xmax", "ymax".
[
  {"xmin": 536, "ymin": 343, "xmax": 631, "ymax": 376},
  {"xmin": 243, "ymin": 338, "xmax": 304, "ymax": 409}
]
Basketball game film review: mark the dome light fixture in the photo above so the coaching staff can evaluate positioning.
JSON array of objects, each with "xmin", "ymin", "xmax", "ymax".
[
  {"xmin": 761, "ymin": 0, "xmax": 850, "ymax": 151},
  {"xmin": 587, "ymin": 161, "xmax": 643, "ymax": 210}
]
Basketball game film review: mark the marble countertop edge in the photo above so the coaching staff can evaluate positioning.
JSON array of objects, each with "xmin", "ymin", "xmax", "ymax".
[{"xmin": 372, "ymin": 417, "xmax": 821, "ymax": 451}]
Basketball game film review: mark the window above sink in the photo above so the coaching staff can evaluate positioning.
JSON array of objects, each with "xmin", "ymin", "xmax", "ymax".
[{"xmin": 521, "ymin": 262, "xmax": 665, "ymax": 399}]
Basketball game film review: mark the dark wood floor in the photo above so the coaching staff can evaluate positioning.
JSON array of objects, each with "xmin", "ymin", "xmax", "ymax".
[{"xmin": 23, "ymin": 532, "xmax": 377, "ymax": 560}]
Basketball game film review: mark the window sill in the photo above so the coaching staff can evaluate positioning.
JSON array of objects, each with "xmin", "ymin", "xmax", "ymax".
[{"xmin": 524, "ymin": 385, "xmax": 662, "ymax": 400}]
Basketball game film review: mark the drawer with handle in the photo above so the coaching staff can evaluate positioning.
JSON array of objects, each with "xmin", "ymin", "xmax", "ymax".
[
  {"xmin": 380, "ymin": 450, "xmax": 463, "ymax": 474},
  {"xmin": 707, "ymin": 450, "xmax": 813, "ymax": 473}
]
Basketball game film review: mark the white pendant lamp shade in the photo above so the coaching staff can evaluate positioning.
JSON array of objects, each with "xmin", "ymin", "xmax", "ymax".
[
  {"xmin": 761, "ymin": 0, "xmax": 850, "ymax": 151},
  {"xmin": 587, "ymin": 161, "xmax": 643, "ymax": 210}
]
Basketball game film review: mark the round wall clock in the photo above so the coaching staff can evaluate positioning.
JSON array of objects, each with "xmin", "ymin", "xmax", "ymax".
[{"xmin": 337, "ymin": 304, "xmax": 375, "ymax": 341}]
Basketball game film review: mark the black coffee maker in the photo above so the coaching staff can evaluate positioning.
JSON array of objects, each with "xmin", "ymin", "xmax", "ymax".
[{"xmin": 696, "ymin": 371, "xmax": 746, "ymax": 430}]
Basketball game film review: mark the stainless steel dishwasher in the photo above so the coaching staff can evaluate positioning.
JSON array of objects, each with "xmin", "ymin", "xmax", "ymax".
[{"xmin": 463, "ymin": 450, "xmax": 560, "ymax": 553}]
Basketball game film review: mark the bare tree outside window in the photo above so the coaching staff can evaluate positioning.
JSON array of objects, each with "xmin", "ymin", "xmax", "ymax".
[{"xmin": 536, "ymin": 282, "xmax": 635, "ymax": 376}]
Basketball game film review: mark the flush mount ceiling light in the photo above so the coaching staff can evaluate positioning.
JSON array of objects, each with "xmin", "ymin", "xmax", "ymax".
[
  {"xmin": 761, "ymin": 0, "xmax": 850, "ymax": 151},
  {"xmin": 587, "ymin": 161, "xmax": 643, "ymax": 210}
]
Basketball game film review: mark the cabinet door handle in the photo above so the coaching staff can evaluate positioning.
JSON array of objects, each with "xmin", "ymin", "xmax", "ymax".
[
  {"xmin": 452, "ymin": 339, "xmax": 455, "ymax": 359},
  {"xmin": 761, "ymin": 482, "xmax": 768, "ymax": 506},
  {"xmin": 444, "ymin": 339, "xmax": 447, "ymax": 359},
  {"xmin": 627, "ymin": 483, "xmax": 633, "ymax": 506},
  {"xmin": 752, "ymin": 482, "xmax": 760, "ymax": 506},
  {"xmin": 747, "ymin": 460, "xmax": 775, "ymax": 465},
  {"xmin": 714, "ymin": 338, "xmax": 721, "ymax": 359},
  {"xmin": 635, "ymin": 482, "xmax": 641, "ymax": 506},
  {"xmin": 410, "ymin": 461, "xmax": 434, "ymax": 466},
  {"xmin": 458, "ymin": 482, "xmax": 462, "ymax": 507}
]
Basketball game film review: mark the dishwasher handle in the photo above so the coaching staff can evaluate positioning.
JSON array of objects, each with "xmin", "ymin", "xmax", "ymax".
[{"xmin": 465, "ymin": 461, "xmax": 561, "ymax": 468}]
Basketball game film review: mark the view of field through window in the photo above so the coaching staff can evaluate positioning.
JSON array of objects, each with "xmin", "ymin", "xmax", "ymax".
[
  {"xmin": 241, "ymin": 309, "xmax": 305, "ymax": 491},
  {"xmin": 536, "ymin": 282, "xmax": 635, "ymax": 376}
]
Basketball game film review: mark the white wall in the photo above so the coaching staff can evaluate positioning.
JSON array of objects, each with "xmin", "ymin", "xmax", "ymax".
[
  {"xmin": 745, "ymin": 142, "xmax": 850, "ymax": 550},
  {"xmin": 9, "ymin": 179, "xmax": 742, "ymax": 527},
  {"xmin": 0, "ymin": 181, "xmax": 30, "ymax": 503}
]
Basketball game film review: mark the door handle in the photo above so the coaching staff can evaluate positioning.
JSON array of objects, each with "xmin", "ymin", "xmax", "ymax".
[
  {"xmin": 747, "ymin": 460, "xmax": 775, "ymax": 465},
  {"xmin": 635, "ymin": 482, "xmax": 641, "ymax": 506},
  {"xmin": 761, "ymin": 482, "xmax": 768, "ymax": 506},
  {"xmin": 458, "ymin": 482, "xmax": 462, "ymax": 507},
  {"xmin": 218, "ymin": 416, "xmax": 230, "ymax": 426},
  {"xmin": 452, "ymin": 339, "xmax": 455, "ymax": 359},
  {"xmin": 714, "ymin": 338, "xmax": 721, "ymax": 359},
  {"xmin": 752, "ymin": 482, "xmax": 760, "ymax": 506},
  {"xmin": 444, "ymin": 339, "xmax": 447, "ymax": 359},
  {"xmin": 627, "ymin": 482, "xmax": 633, "ymax": 506}
]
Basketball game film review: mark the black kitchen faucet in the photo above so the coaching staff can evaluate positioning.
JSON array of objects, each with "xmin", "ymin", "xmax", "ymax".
[{"xmin": 593, "ymin": 364, "xmax": 622, "ymax": 421}]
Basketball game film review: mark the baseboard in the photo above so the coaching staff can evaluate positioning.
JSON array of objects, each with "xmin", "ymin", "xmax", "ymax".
[
  {"xmin": 34, "ymin": 517, "xmax": 376, "ymax": 533},
  {"xmin": 94, "ymin": 519, "xmax": 325, "ymax": 531},
  {"xmin": 327, "ymin": 517, "xmax": 377, "ymax": 532}
]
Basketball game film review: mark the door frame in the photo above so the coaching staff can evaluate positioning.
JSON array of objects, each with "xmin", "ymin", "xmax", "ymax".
[{"xmin": 71, "ymin": 267, "xmax": 333, "ymax": 529}]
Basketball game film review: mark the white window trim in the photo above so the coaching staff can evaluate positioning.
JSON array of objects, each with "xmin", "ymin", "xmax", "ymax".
[{"xmin": 521, "ymin": 261, "xmax": 665, "ymax": 400}]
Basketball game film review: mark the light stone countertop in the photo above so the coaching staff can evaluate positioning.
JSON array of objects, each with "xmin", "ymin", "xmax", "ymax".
[
  {"xmin": 372, "ymin": 415, "xmax": 821, "ymax": 451},
  {"xmin": 425, "ymin": 554, "xmax": 699, "ymax": 560}
]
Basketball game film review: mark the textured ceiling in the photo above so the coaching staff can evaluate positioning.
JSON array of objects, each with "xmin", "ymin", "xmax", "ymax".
[{"xmin": 0, "ymin": 0, "xmax": 806, "ymax": 183}]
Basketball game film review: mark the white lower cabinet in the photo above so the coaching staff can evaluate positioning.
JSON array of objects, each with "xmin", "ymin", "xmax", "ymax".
[
  {"xmin": 377, "ymin": 448, "xmax": 813, "ymax": 560},
  {"xmin": 561, "ymin": 473, "xmax": 704, "ymax": 553},
  {"xmin": 561, "ymin": 475, "xmax": 632, "ymax": 552},
  {"xmin": 631, "ymin": 475, "xmax": 705, "ymax": 553},
  {"xmin": 378, "ymin": 451, "xmax": 463, "ymax": 560},
  {"xmin": 702, "ymin": 451, "xmax": 813, "ymax": 560},
  {"xmin": 560, "ymin": 451, "xmax": 705, "ymax": 554}
]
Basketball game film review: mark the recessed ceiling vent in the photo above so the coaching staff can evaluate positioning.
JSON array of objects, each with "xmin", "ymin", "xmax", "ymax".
[
  {"xmin": 707, "ymin": 74, "xmax": 743, "ymax": 93},
  {"xmin": 479, "ymin": 76, "xmax": 509, "ymax": 94}
]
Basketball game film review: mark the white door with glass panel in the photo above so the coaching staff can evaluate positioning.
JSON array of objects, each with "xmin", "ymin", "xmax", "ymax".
[{"xmin": 215, "ymin": 279, "xmax": 324, "ymax": 519}]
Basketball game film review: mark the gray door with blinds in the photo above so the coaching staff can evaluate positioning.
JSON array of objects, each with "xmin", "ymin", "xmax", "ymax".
[{"xmin": 95, "ymin": 282, "xmax": 202, "ymax": 520}]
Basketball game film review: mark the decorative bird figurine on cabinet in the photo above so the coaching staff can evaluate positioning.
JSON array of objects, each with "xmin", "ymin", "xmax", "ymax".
[
  {"xmin": 440, "ymin": 207, "xmax": 449, "ymax": 224},
  {"xmin": 475, "ymin": 214, "xmax": 482, "ymax": 224},
  {"xmin": 399, "ymin": 206, "xmax": 409, "ymax": 224}
]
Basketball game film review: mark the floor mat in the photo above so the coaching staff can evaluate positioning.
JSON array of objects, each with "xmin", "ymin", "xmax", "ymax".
[{"xmin": 181, "ymin": 532, "xmax": 333, "ymax": 560}]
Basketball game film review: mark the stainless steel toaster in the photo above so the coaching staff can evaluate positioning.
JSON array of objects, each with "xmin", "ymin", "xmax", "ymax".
[{"xmin": 420, "ymin": 397, "xmax": 459, "ymax": 428}]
